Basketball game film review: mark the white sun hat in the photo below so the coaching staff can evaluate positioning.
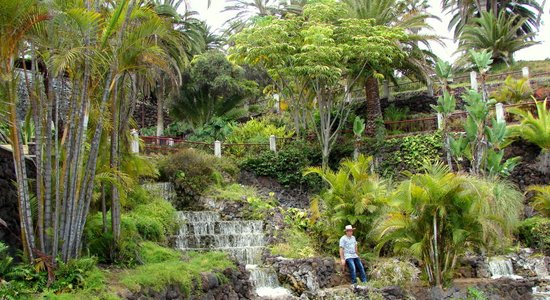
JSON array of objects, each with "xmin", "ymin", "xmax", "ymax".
[{"xmin": 344, "ymin": 225, "xmax": 356, "ymax": 231}]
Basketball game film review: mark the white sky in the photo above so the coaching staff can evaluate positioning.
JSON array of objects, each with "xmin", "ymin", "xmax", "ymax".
[{"xmin": 186, "ymin": 0, "xmax": 549, "ymax": 62}]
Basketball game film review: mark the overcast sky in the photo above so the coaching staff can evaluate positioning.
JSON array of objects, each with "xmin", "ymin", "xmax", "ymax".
[{"xmin": 185, "ymin": 0, "xmax": 549, "ymax": 62}]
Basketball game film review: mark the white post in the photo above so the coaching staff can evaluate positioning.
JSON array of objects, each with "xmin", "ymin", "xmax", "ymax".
[
  {"xmin": 130, "ymin": 129, "xmax": 139, "ymax": 154},
  {"xmin": 495, "ymin": 103, "xmax": 506, "ymax": 124},
  {"xmin": 470, "ymin": 71, "xmax": 478, "ymax": 91},
  {"xmin": 522, "ymin": 66, "xmax": 529, "ymax": 78},
  {"xmin": 269, "ymin": 135, "xmax": 277, "ymax": 152},
  {"xmin": 168, "ymin": 138, "xmax": 174, "ymax": 147},
  {"xmin": 273, "ymin": 93, "xmax": 280, "ymax": 113},
  {"xmin": 214, "ymin": 140, "xmax": 222, "ymax": 158},
  {"xmin": 436, "ymin": 113, "xmax": 444, "ymax": 130}
]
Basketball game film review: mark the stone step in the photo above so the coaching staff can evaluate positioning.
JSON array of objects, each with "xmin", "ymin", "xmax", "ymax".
[
  {"xmin": 180, "ymin": 246, "xmax": 264, "ymax": 265},
  {"xmin": 176, "ymin": 233, "xmax": 266, "ymax": 248},
  {"xmin": 179, "ymin": 220, "xmax": 264, "ymax": 235}
]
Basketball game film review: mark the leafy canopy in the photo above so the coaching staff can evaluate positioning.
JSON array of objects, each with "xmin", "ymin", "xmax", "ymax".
[{"xmin": 169, "ymin": 50, "xmax": 258, "ymax": 128}]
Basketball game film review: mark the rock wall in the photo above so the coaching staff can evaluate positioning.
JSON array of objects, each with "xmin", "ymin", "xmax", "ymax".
[
  {"xmin": 123, "ymin": 264, "xmax": 254, "ymax": 300},
  {"xmin": 0, "ymin": 146, "xmax": 36, "ymax": 255},
  {"xmin": 265, "ymin": 256, "xmax": 347, "ymax": 295},
  {"xmin": 134, "ymin": 100, "xmax": 171, "ymax": 130}
]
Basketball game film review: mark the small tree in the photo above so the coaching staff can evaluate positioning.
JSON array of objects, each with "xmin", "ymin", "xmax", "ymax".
[
  {"xmin": 353, "ymin": 116, "xmax": 365, "ymax": 160},
  {"xmin": 375, "ymin": 162, "xmax": 523, "ymax": 287}
]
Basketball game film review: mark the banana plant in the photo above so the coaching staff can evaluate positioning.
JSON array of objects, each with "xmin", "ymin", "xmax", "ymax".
[
  {"xmin": 353, "ymin": 116, "xmax": 365, "ymax": 160},
  {"xmin": 431, "ymin": 90, "xmax": 456, "ymax": 170},
  {"xmin": 434, "ymin": 59, "xmax": 453, "ymax": 92}
]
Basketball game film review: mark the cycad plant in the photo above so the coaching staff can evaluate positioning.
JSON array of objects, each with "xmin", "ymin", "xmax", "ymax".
[
  {"xmin": 305, "ymin": 155, "xmax": 388, "ymax": 251},
  {"xmin": 374, "ymin": 162, "xmax": 523, "ymax": 287},
  {"xmin": 509, "ymin": 99, "xmax": 550, "ymax": 174},
  {"xmin": 458, "ymin": 11, "xmax": 539, "ymax": 66},
  {"xmin": 526, "ymin": 185, "xmax": 550, "ymax": 217}
]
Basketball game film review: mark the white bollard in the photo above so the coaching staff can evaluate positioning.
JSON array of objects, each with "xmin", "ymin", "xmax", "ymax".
[
  {"xmin": 437, "ymin": 113, "xmax": 443, "ymax": 130},
  {"xmin": 214, "ymin": 140, "xmax": 221, "ymax": 158},
  {"xmin": 130, "ymin": 129, "xmax": 139, "ymax": 154},
  {"xmin": 470, "ymin": 71, "xmax": 478, "ymax": 91},
  {"xmin": 522, "ymin": 66, "xmax": 529, "ymax": 78},
  {"xmin": 168, "ymin": 138, "xmax": 174, "ymax": 147},
  {"xmin": 269, "ymin": 135, "xmax": 277, "ymax": 152},
  {"xmin": 273, "ymin": 94, "xmax": 280, "ymax": 113},
  {"xmin": 495, "ymin": 103, "xmax": 506, "ymax": 124}
]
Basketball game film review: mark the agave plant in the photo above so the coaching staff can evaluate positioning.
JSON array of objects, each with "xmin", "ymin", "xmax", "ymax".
[
  {"xmin": 509, "ymin": 99, "xmax": 550, "ymax": 174},
  {"xmin": 374, "ymin": 161, "xmax": 523, "ymax": 287}
]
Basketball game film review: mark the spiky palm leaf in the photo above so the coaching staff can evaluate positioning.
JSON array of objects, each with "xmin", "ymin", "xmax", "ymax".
[
  {"xmin": 374, "ymin": 161, "xmax": 523, "ymax": 286},
  {"xmin": 458, "ymin": 11, "xmax": 539, "ymax": 65}
]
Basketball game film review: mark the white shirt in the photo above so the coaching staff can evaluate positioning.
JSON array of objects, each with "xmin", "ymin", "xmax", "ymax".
[{"xmin": 339, "ymin": 235, "xmax": 358, "ymax": 260}]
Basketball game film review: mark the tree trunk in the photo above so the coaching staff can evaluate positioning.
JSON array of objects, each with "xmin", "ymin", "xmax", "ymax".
[
  {"xmin": 365, "ymin": 76, "xmax": 382, "ymax": 136},
  {"xmin": 156, "ymin": 80, "xmax": 165, "ymax": 137}
]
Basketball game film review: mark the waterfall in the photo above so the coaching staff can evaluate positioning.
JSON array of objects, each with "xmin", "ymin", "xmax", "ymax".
[
  {"xmin": 175, "ymin": 211, "xmax": 292, "ymax": 297},
  {"xmin": 142, "ymin": 182, "xmax": 177, "ymax": 203},
  {"xmin": 488, "ymin": 256, "xmax": 522, "ymax": 279}
]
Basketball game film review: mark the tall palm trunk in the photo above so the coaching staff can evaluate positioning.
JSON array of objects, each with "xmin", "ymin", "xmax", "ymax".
[{"xmin": 365, "ymin": 76, "xmax": 382, "ymax": 135}]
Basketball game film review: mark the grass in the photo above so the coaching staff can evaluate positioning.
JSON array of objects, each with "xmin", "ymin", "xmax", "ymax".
[
  {"xmin": 206, "ymin": 183, "xmax": 261, "ymax": 202},
  {"xmin": 139, "ymin": 241, "xmax": 182, "ymax": 264},
  {"xmin": 119, "ymin": 251, "xmax": 235, "ymax": 295},
  {"xmin": 269, "ymin": 227, "xmax": 318, "ymax": 259}
]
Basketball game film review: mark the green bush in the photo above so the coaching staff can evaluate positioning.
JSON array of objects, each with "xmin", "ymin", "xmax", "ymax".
[
  {"xmin": 269, "ymin": 227, "xmax": 318, "ymax": 259},
  {"xmin": 240, "ymin": 140, "xmax": 322, "ymax": 189},
  {"xmin": 129, "ymin": 198, "xmax": 178, "ymax": 242},
  {"xmin": 187, "ymin": 117, "xmax": 237, "ymax": 143},
  {"xmin": 368, "ymin": 258, "xmax": 420, "ymax": 289},
  {"xmin": 226, "ymin": 118, "xmax": 294, "ymax": 144},
  {"xmin": 158, "ymin": 148, "xmax": 239, "ymax": 209},
  {"xmin": 377, "ymin": 132, "xmax": 442, "ymax": 178},
  {"xmin": 0, "ymin": 257, "xmax": 108, "ymax": 299},
  {"xmin": 84, "ymin": 213, "xmax": 142, "ymax": 266},
  {"xmin": 120, "ymin": 251, "xmax": 234, "ymax": 295},
  {"xmin": 518, "ymin": 217, "xmax": 550, "ymax": 254}
]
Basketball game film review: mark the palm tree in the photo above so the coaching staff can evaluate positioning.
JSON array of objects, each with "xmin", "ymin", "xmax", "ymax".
[
  {"xmin": 343, "ymin": 0, "xmax": 440, "ymax": 134},
  {"xmin": 457, "ymin": 11, "xmax": 539, "ymax": 65},
  {"xmin": 443, "ymin": 0, "xmax": 543, "ymax": 41},
  {"xmin": 0, "ymin": 0, "xmax": 48, "ymax": 259},
  {"xmin": 305, "ymin": 155, "xmax": 389, "ymax": 251},
  {"xmin": 374, "ymin": 162, "xmax": 523, "ymax": 287},
  {"xmin": 509, "ymin": 99, "xmax": 550, "ymax": 174},
  {"xmin": 223, "ymin": 0, "xmax": 280, "ymax": 33}
]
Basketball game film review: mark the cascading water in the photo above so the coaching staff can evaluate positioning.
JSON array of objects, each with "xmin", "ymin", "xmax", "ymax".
[
  {"xmin": 175, "ymin": 210, "xmax": 291, "ymax": 297},
  {"xmin": 488, "ymin": 256, "xmax": 522, "ymax": 279}
]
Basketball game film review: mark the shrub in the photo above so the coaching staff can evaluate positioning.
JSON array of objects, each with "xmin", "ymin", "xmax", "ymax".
[
  {"xmin": 226, "ymin": 118, "xmax": 294, "ymax": 144},
  {"xmin": 269, "ymin": 227, "xmax": 318, "ymax": 259},
  {"xmin": 158, "ymin": 148, "xmax": 238, "ymax": 209},
  {"xmin": 120, "ymin": 251, "xmax": 234, "ymax": 295},
  {"xmin": 378, "ymin": 132, "xmax": 442, "ymax": 178},
  {"xmin": 187, "ymin": 117, "xmax": 237, "ymax": 143},
  {"xmin": 491, "ymin": 75, "xmax": 533, "ymax": 104},
  {"xmin": 518, "ymin": 217, "xmax": 550, "ymax": 254},
  {"xmin": 129, "ymin": 198, "xmax": 178, "ymax": 242},
  {"xmin": 240, "ymin": 140, "xmax": 322, "ymax": 189},
  {"xmin": 368, "ymin": 258, "xmax": 420, "ymax": 289}
]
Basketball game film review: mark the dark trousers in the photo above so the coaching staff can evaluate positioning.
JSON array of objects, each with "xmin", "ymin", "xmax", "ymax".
[{"xmin": 346, "ymin": 257, "xmax": 367, "ymax": 284}]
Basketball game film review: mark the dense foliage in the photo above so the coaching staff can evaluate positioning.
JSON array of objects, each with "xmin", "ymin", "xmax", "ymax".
[
  {"xmin": 169, "ymin": 51, "xmax": 259, "ymax": 128},
  {"xmin": 240, "ymin": 140, "xmax": 322, "ymax": 188},
  {"xmin": 158, "ymin": 149, "xmax": 239, "ymax": 209},
  {"xmin": 374, "ymin": 162, "xmax": 523, "ymax": 286}
]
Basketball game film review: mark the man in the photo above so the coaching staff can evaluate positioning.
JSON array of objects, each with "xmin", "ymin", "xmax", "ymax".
[{"xmin": 339, "ymin": 225, "xmax": 367, "ymax": 286}]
